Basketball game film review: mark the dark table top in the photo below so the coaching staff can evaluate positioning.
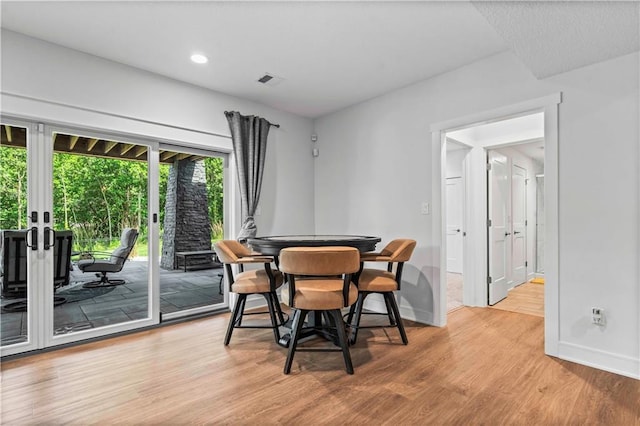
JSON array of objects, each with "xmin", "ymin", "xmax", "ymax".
[{"xmin": 247, "ymin": 235, "xmax": 381, "ymax": 256}]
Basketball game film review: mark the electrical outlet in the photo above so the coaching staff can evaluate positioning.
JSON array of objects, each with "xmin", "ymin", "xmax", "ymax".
[
  {"xmin": 420, "ymin": 202, "xmax": 430, "ymax": 215},
  {"xmin": 591, "ymin": 307, "xmax": 605, "ymax": 326}
]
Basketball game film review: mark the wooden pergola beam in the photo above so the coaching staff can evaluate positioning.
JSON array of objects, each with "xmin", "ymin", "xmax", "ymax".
[
  {"xmin": 104, "ymin": 141, "xmax": 118, "ymax": 154},
  {"xmin": 69, "ymin": 135, "xmax": 79, "ymax": 150},
  {"xmin": 120, "ymin": 144, "xmax": 134, "ymax": 155},
  {"xmin": 176, "ymin": 153, "xmax": 190, "ymax": 160},
  {"xmin": 87, "ymin": 138, "xmax": 99, "ymax": 151},
  {"xmin": 134, "ymin": 146, "xmax": 147, "ymax": 158},
  {"xmin": 4, "ymin": 125, "xmax": 12, "ymax": 143},
  {"xmin": 160, "ymin": 151, "xmax": 178, "ymax": 161}
]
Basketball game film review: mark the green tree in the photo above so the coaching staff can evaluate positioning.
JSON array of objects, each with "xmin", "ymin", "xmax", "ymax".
[{"xmin": 0, "ymin": 146, "xmax": 28, "ymax": 229}]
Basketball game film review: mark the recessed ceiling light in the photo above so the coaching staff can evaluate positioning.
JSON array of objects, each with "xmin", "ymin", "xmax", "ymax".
[{"xmin": 190, "ymin": 54, "xmax": 208, "ymax": 64}]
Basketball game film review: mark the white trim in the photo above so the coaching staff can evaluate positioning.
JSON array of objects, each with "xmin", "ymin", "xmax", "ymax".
[
  {"xmin": 558, "ymin": 341, "xmax": 640, "ymax": 380},
  {"xmin": 366, "ymin": 297, "xmax": 434, "ymax": 325},
  {"xmin": 430, "ymin": 93, "xmax": 562, "ymax": 133},
  {"xmin": 148, "ymin": 144, "xmax": 161, "ymax": 324},
  {"xmin": 431, "ymin": 130, "xmax": 445, "ymax": 326},
  {"xmin": 543, "ymin": 102, "xmax": 560, "ymax": 356}
]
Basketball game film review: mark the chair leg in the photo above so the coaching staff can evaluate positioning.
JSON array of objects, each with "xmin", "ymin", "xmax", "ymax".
[
  {"xmin": 236, "ymin": 295, "xmax": 247, "ymax": 326},
  {"xmin": 329, "ymin": 309, "xmax": 354, "ymax": 374},
  {"xmin": 270, "ymin": 291, "xmax": 287, "ymax": 325},
  {"xmin": 284, "ymin": 309, "xmax": 308, "ymax": 374},
  {"xmin": 348, "ymin": 292, "xmax": 369, "ymax": 345},
  {"xmin": 224, "ymin": 294, "xmax": 246, "ymax": 346},
  {"xmin": 263, "ymin": 293, "xmax": 281, "ymax": 344},
  {"xmin": 345, "ymin": 303, "xmax": 356, "ymax": 325},
  {"xmin": 385, "ymin": 292, "xmax": 408, "ymax": 345},
  {"xmin": 383, "ymin": 293, "xmax": 397, "ymax": 326}
]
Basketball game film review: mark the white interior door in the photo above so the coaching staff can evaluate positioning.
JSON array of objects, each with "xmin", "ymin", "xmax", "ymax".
[
  {"xmin": 511, "ymin": 164, "xmax": 527, "ymax": 286},
  {"xmin": 488, "ymin": 151, "xmax": 510, "ymax": 305},
  {"xmin": 446, "ymin": 177, "xmax": 463, "ymax": 273}
]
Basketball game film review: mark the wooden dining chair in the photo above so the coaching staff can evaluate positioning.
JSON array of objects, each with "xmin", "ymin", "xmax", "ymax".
[
  {"xmin": 214, "ymin": 240, "xmax": 286, "ymax": 345},
  {"xmin": 347, "ymin": 238, "xmax": 416, "ymax": 345},
  {"xmin": 279, "ymin": 246, "xmax": 360, "ymax": 375}
]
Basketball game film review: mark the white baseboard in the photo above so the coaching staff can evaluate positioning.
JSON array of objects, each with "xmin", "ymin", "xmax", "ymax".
[
  {"xmin": 557, "ymin": 341, "xmax": 639, "ymax": 380},
  {"xmin": 364, "ymin": 295, "xmax": 435, "ymax": 326}
]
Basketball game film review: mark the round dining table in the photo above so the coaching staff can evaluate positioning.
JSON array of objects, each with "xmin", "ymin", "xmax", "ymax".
[{"xmin": 247, "ymin": 234, "xmax": 381, "ymax": 256}]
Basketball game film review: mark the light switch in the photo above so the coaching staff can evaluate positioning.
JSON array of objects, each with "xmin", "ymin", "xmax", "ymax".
[{"xmin": 421, "ymin": 202, "xmax": 430, "ymax": 215}]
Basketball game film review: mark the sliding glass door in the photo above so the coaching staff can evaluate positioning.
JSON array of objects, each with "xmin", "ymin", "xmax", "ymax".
[
  {"xmin": 1, "ymin": 118, "xmax": 228, "ymax": 356},
  {"xmin": 0, "ymin": 121, "xmax": 159, "ymax": 356},
  {"xmin": 157, "ymin": 146, "xmax": 227, "ymax": 320}
]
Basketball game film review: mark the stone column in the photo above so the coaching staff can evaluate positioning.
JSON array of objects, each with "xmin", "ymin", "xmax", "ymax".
[{"xmin": 160, "ymin": 159, "xmax": 212, "ymax": 269}]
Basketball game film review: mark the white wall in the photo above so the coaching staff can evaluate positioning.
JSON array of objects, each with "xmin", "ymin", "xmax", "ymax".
[
  {"xmin": 445, "ymin": 147, "xmax": 467, "ymax": 179},
  {"xmin": 314, "ymin": 50, "xmax": 639, "ymax": 379},
  {"xmin": 0, "ymin": 30, "xmax": 315, "ymax": 237}
]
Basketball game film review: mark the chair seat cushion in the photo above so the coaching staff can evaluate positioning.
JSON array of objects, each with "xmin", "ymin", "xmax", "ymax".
[
  {"xmin": 281, "ymin": 279, "xmax": 358, "ymax": 310},
  {"xmin": 76, "ymin": 259, "xmax": 120, "ymax": 273},
  {"xmin": 232, "ymin": 269, "xmax": 283, "ymax": 294},
  {"xmin": 358, "ymin": 269, "xmax": 398, "ymax": 292}
]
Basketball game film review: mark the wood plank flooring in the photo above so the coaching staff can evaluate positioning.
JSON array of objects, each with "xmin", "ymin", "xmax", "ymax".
[
  {"xmin": 491, "ymin": 281, "xmax": 545, "ymax": 317},
  {"xmin": 1, "ymin": 306, "xmax": 638, "ymax": 425}
]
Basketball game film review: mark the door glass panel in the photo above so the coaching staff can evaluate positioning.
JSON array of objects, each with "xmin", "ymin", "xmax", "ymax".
[
  {"xmin": 52, "ymin": 132, "xmax": 149, "ymax": 335},
  {"xmin": 158, "ymin": 150, "xmax": 224, "ymax": 317},
  {"xmin": 0, "ymin": 124, "xmax": 30, "ymax": 347}
]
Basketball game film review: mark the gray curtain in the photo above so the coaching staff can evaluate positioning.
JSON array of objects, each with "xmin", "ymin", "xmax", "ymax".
[{"xmin": 225, "ymin": 111, "xmax": 273, "ymax": 243}]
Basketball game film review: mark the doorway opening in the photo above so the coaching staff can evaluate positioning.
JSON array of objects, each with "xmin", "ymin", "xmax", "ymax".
[
  {"xmin": 443, "ymin": 112, "xmax": 545, "ymax": 315},
  {"xmin": 431, "ymin": 93, "xmax": 560, "ymax": 354}
]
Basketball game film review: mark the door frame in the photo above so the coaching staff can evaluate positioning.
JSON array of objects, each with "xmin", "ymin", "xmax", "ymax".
[{"xmin": 430, "ymin": 92, "xmax": 561, "ymax": 357}]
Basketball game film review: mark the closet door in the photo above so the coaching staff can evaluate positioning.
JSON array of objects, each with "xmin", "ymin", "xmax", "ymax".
[{"xmin": 488, "ymin": 151, "xmax": 510, "ymax": 305}]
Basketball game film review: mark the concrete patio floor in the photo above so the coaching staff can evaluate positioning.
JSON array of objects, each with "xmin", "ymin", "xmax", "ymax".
[{"xmin": 1, "ymin": 259, "xmax": 224, "ymax": 346}]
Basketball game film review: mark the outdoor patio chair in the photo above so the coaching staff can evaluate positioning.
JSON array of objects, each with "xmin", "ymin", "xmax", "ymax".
[
  {"xmin": 1, "ymin": 229, "xmax": 73, "ymax": 312},
  {"xmin": 77, "ymin": 228, "xmax": 138, "ymax": 288},
  {"xmin": 1, "ymin": 230, "xmax": 28, "ymax": 298}
]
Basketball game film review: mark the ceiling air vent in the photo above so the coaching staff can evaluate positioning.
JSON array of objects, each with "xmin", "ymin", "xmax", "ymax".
[{"xmin": 256, "ymin": 73, "xmax": 284, "ymax": 86}]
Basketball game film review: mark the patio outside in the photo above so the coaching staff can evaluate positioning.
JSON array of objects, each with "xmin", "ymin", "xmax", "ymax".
[{"xmin": 1, "ymin": 257, "xmax": 224, "ymax": 346}]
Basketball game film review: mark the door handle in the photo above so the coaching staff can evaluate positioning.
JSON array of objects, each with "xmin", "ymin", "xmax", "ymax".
[
  {"xmin": 456, "ymin": 229, "xmax": 461, "ymax": 233},
  {"xmin": 505, "ymin": 232, "xmax": 511, "ymax": 236},
  {"xmin": 25, "ymin": 227, "xmax": 38, "ymax": 251},
  {"xmin": 514, "ymin": 231, "xmax": 521, "ymax": 235},
  {"xmin": 44, "ymin": 227, "xmax": 56, "ymax": 250}
]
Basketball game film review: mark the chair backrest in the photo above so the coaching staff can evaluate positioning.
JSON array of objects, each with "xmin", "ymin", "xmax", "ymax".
[
  {"xmin": 1, "ymin": 230, "xmax": 28, "ymax": 295},
  {"xmin": 279, "ymin": 246, "xmax": 360, "ymax": 276},
  {"xmin": 109, "ymin": 228, "xmax": 138, "ymax": 266},
  {"xmin": 379, "ymin": 239, "xmax": 417, "ymax": 263},
  {"xmin": 53, "ymin": 230, "xmax": 73, "ymax": 289},
  {"xmin": 1, "ymin": 229, "xmax": 74, "ymax": 295},
  {"xmin": 214, "ymin": 240, "xmax": 252, "ymax": 264}
]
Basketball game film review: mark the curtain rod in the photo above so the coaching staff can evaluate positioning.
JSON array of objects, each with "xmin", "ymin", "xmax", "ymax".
[{"xmin": 224, "ymin": 110, "xmax": 279, "ymax": 128}]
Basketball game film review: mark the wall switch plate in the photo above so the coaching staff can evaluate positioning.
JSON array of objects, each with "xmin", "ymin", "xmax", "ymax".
[
  {"xmin": 420, "ymin": 202, "xmax": 430, "ymax": 215},
  {"xmin": 591, "ymin": 307, "xmax": 605, "ymax": 326}
]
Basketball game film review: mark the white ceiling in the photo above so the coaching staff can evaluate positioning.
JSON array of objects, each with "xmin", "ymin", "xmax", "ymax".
[{"xmin": 1, "ymin": 1, "xmax": 638, "ymax": 118}]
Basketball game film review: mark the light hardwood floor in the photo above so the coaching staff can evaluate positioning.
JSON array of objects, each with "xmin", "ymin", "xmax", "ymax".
[
  {"xmin": 491, "ymin": 281, "xmax": 545, "ymax": 317},
  {"xmin": 1, "ymin": 306, "xmax": 638, "ymax": 425}
]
